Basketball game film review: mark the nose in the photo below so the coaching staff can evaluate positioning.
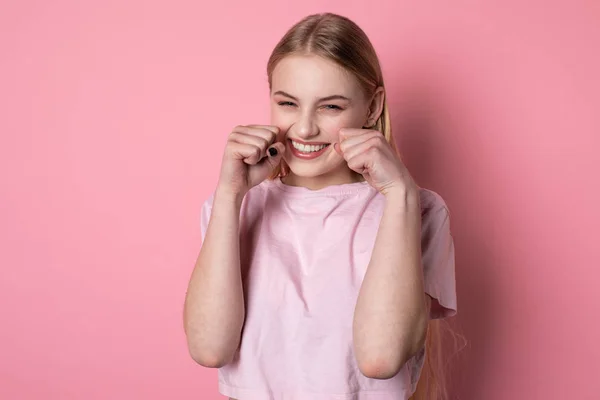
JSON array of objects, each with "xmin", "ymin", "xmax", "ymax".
[{"xmin": 290, "ymin": 110, "xmax": 319, "ymax": 140}]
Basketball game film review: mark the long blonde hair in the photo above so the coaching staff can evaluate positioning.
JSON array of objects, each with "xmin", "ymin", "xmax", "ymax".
[{"xmin": 266, "ymin": 13, "xmax": 458, "ymax": 399}]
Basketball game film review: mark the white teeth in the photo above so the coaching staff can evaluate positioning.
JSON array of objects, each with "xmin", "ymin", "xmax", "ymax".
[{"xmin": 291, "ymin": 141, "xmax": 328, "ymax": 153}]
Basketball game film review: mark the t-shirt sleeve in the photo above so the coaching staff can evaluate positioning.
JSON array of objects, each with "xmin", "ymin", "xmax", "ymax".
[
  {"xmin": 421, "ymin": 193, "xmax": 457, "ymax": 319},
  {"xmin": 200, "ymin": 193, "xmax": 215, "ymax": 242}
]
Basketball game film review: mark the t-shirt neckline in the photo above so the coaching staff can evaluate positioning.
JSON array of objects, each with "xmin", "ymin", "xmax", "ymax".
[{"xmin": 268, "ymin": 177, "xmax": 373, "ymax": 197}]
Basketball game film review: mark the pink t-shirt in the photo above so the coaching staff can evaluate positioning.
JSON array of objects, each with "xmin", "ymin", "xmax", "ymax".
[{"xmin": 199, "ymin": 178, "xmax": 457, "ymax": 400}]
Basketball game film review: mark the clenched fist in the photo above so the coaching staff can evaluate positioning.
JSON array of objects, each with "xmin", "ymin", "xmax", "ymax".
[
  {"xmin": 217, "ymin": 125, "xmax": 285, "ymax": 198},
  {"xmin": 336, "ymin": 128, "xmax": 417, "ymax": 196}
]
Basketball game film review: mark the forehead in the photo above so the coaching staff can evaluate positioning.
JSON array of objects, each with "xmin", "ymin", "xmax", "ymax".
[{"xmin": 271, "ymin": 54, "xmax": 364, "ymax": 98}]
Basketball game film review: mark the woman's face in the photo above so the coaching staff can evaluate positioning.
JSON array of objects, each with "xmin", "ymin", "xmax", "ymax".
[{"xmin": 270, "ymin": 54, "xmax": 373, "ymax": 186}]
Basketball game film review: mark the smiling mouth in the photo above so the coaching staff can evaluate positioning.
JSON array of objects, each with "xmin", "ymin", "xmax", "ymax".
[{"xmin": 289, "ymin": 139, "xmax": 330, "ymax": 154}]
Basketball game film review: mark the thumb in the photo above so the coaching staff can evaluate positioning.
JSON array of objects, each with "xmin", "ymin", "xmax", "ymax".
[
  {"xmin": 252, "ymin": 142, "xmax": 286, "ymax": 179},
  {"xmin": 265, "ymin": 142, "xmax": 285, "ymax": 169},
  {"xmin": 333, "ymin": 142, "xmax": 343, "ymax": 156}
]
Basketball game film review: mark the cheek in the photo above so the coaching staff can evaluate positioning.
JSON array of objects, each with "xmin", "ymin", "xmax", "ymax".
[
  {"xmin": 317, "ymin": 119, "xmax": 344, "ymax": 141},
  {"xmin": 316, "ymin": 112, "xmax": 365, "ymax": 139},
  {"xmin": 269, "ymin": 105, "xmax": 367, "ymax": 142},
  {"xmin": 270, "ymin": 106, "xmax": 292, "ymax": 138}
]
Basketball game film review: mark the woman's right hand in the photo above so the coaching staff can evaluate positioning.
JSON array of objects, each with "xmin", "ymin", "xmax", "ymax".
[{"xmin": 216, "ymin": 125, "xmax": 285, "ymax": 199}]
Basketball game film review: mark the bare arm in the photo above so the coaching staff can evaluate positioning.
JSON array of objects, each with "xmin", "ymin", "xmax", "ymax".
[
  {"xmin": 183, "ymin": 190, "xmax": 245, "ymax": 368},
  {"xmin": 353, "ymin": 187, "xmax": 429, "ymax": 379},
  {"xmin": 183, "ymin": 125, "xmax": 283, "ymax": 368}
]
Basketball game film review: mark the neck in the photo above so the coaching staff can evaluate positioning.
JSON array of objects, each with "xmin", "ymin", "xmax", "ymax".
[{"xmin": 281, "ymin": 166, "xmax": 362, "ymax": 190}]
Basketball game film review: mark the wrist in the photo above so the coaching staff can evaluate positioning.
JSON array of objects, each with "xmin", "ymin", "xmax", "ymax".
[
  {"xmin": 215, "ymin": 185, "xmax": 246, "ymax": 208},
  {"xmin": 383, "ymin": 184, "xmax": 420, "ymax": 209}
]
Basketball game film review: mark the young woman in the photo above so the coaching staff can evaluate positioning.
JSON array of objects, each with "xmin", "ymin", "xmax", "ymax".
[{"xmin": 184, "ymin": 13, "xmax": 458, "ymax": 400}]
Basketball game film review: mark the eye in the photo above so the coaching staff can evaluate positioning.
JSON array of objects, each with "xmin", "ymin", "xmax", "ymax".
[
  {"xmin": 321, "ymin": 104, "xmax": 344, "ymax": 111},
  {"xmin": 277, "ymin": 101, "xmax": 296, "ymax": 107}
]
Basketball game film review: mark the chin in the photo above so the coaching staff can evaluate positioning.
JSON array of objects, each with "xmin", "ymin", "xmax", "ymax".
[
  {"xmin": 285, "ymin": 163, "xmax": 331, "ymax": 178},
  {"xmin": 284, "ymin": 158, "xmax": 348, "ymax": 179}
]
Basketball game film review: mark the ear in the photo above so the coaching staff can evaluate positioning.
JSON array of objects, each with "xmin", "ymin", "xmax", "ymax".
[{"xmin": 364, "ymin": 86, "xmax": 385, "ymax": 128}]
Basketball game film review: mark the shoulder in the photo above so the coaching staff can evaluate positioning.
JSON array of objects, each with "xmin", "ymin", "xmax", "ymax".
[
  {"xmin": 419, "ymin": 188, "xmax": 450, "ymax": 219},
  {"xmin": 201, "ymin": 180, "xmax": 278, "ymax": 219},
  {"xmin": 418, "ymin": 188, "xmax": 452, "ymax": 238},
  {"xmin": 376, "ymin": 187, "xmax": 449, "ymax": 216},
  {"xmin": 201, "ymin": 191, "xmax": 215, "ymax": 208},
  {"xmin": 352, "ymin": 186, "xmax": 450, "ymax": 216},
  {"xmin": 200, "ymin": 192, "xmax": 215, "ymax": 220}
]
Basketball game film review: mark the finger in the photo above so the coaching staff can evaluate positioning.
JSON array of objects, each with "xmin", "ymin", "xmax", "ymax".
[
  {"xmin": 227, "ymin": 142, "xmax": 264, "ymax": 165},
  {"xmin": 264, "ymin": 142, "xmax": 285, "ymax": 169},
  {"xmin": 250, "ymin": 142, "xmax": 286, "ymax": 181},
  {"xmin": 346, "ymin": 149, "xmax": 376, "ymax": 175},
  {"xmin": 342, "ymin": 136, "xmax": 383, "ymax": 161},
  {"xmin": 247, "ymin": 125, "xmax": 280, "ymax": 136},
  {"xmin": 229, "ymin": 132, "xmax": 270, "ymax": 160},
  {"xmin": 233, "ymin": 125, "xmax": 279, "ymax": 145},
  {"xmin": 339, "ymin": 127, "xmax": 372, "ymax": 139},
  {"xmin": 333, "ymin": 142, "xmax": 343, "ymax": 155},
  {"xmin": 339, "ymin": 131, "xmax": 382, "ymax": 155}
]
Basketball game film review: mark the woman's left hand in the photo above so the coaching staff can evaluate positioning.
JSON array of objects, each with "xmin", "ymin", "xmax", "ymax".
[{"xmin": 335, "ymin": 128, "xmax": 418, "ymax": 196}]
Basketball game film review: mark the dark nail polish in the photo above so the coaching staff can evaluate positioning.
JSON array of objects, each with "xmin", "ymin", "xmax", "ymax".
[{"xmin": 268, "ymin": 147, "xmax": 278, "ymax": 157}]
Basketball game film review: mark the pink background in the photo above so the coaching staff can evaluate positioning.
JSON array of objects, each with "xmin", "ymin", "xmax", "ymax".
[{"xmin": 1, "ymin": 0, "xmax": 599, "ymax": 399}]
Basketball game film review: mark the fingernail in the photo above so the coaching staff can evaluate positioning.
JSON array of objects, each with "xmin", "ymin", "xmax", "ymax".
[{"xmin": 268, "ymin": 147, "xmax": 278, "ymax": 157}]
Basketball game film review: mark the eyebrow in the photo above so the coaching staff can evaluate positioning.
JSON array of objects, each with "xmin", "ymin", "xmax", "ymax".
[{"xmin": 273, "ymin": 90, "xmax": 351, "ymax": 103}]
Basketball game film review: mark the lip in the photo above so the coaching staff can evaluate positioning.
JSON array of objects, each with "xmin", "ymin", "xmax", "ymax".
[
  {"xmin": 287, "ymin": 139, "xmax": 331, "ymax": 160},
  {"xmin": 288, "ymin": 138, "xmax": 330, "ymax": 146}
]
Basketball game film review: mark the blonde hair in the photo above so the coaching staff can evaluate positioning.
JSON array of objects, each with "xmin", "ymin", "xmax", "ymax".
[{"xmin": 266, "ymin": 13, "xmax": 462, "ymax": 399}]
